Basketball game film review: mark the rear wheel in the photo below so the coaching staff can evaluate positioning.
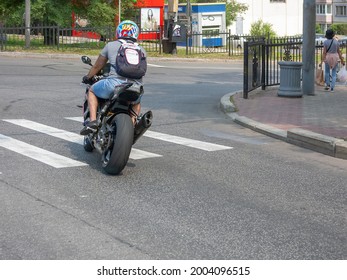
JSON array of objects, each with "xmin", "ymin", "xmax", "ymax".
[{"xmin": 102, "ymin": 114, "xmax": 134, "ymax": 175}]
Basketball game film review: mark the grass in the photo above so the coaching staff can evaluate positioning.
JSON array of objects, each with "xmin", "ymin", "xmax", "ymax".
[{"xmin": 229, "ymin": 95, "xmax": 239, "ymax": 112}]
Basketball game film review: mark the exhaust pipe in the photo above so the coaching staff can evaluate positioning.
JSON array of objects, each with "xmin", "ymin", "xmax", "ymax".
[{"xmin": 133, "ymin": 110, "xmax": 153, "ymax": 144}]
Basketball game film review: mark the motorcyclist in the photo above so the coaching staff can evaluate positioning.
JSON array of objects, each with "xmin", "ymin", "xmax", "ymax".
[{"xmin": 80, "ymin": 20, "xmax": 147, "ymax": 135}]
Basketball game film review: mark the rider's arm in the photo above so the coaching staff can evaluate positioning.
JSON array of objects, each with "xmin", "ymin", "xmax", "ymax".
[{"xmin": 86, "ymin": 55, "xmax": 108, "ymax": 78}]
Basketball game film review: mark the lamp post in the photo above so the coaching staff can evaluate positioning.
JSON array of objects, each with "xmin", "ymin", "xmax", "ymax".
[
  {"xmin": 302, "ymin": 0, "xmax": 316, "ymax": 96},
  {"xmin": 25, "ymin": 0, "xmax": 30, "ymax": 48}
]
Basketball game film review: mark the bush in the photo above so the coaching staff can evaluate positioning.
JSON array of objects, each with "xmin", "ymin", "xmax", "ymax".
[
  {"xmin": 250, "ymin": 19, "xmax": 277, "ymax": 38},
  {"xmin": 330, "ymin": 24, "xmax": 347, "ymax": 35}
]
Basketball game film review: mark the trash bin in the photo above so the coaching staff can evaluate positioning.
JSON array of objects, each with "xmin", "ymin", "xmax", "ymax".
[
  {"xmin": 162, "ymin": 38, "xmax": 176, "ymax": 54},
  {"xmin": 278, "ymin": 61, "xmax": 303, "ymax": 97}
]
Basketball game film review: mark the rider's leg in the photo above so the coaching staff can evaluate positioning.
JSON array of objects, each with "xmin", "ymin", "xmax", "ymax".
[
  {"xmin": 88, "ymin": 89, "xmax": 98, "ymax": 122},
  {"xmin": 80, "ymin": 89, "xmax": 99, "ymax": 135}
]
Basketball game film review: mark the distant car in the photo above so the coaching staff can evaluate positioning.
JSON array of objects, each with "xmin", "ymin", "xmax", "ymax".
[
  {"xmin": 315, "ymin": 34, "xmax": 347, "ymax": 47},
  {"xmin": 337, "ymin": 35, "xmax": 347, "ymax": 48},
  {"xmin": 228, "ymin": 35, "xmax": 244, "ymax": 49},
  {"xmin": 315, "ymin": 34, "xmax": 325, "ymax": 46}
]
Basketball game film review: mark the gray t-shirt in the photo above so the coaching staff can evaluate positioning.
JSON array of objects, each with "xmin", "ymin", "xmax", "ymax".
[
  {"xmin": 100, "ymin": 40, "xmax": 147, "ymax": 78},
  {"xmin": 324, "ymin": 39, "xmax": 339, "ymax": 54}
]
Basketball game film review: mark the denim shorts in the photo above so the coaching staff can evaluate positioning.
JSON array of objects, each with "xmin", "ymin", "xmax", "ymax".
[
  {"xmin": 91, "ymin": 76, "xmax": 142, "ymax": 104},
  {"xmin": 91, "ymin": 77, "xmax": 122, "ymax": 99}
]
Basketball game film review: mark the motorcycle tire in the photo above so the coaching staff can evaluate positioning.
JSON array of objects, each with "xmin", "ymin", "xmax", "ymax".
[{"xmin": 102, "ymin": 113, "xmax": 134, "ymax": 175}]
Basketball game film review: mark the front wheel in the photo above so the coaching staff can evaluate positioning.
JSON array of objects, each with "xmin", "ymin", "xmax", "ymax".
[{"xmin": 102, "ymin": 113, "xmax": 134, "ymax": 175}]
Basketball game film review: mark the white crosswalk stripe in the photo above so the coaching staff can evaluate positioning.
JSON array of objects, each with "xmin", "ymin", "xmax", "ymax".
[
  {"xmin": 3, "ymin": 119, "xmax": 162, "ymax": 160},
  {"xmin": 0, "ymin": 134, "xmax": 87, "ymax": 168},
  {"xmin": 144, "ymin": 131, "xmax": 233, "ymax": 151},
  {"xmin": 66, "ymin": 117, "xmax": 233, "ymax": 151},
  {"xmin": 4, "ymin": 119, "xmax": 83, "ymax": 144},
  {"xmin": 1, "ymin": 117, "xmax": 233, "ymax": 168}
]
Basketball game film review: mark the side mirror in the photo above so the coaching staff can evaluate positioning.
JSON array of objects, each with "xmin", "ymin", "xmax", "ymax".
[{"xmin": 81, "ymin": 56, "xmax": 92, "ymax": 66}]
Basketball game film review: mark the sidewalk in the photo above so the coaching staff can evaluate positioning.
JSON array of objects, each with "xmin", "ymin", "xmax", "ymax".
[{"xmin": 220, "ymin": 83, "xmax": 347, "ymax": 160}]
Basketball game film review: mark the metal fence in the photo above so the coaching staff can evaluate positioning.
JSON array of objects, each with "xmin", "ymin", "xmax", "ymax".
[
  {"xmin": 1, "ymin": 25, "xmax": 255, "ymax": 56},
  {"xmin": 243, "ymin": 36, "xmax": 347, "ymax": 98},
  {"xmin": 183, "ymin": 31, "xmax": 257, "ymax": 56},
  {"xmin": 0, "ymin": 25, "xmax": 162, "ymax": 53}
]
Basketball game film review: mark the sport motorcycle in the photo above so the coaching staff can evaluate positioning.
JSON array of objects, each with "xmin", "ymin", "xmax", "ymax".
[{"xmin": 80, "ymin": 55, "xmax": 153, "ymax": 175}]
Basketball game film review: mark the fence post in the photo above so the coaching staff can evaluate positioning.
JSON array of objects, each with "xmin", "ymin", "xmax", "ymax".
[
  {"xmin": 228, "ymin": 29, "xmax": 231, "ymax": 57},
  {"xmin": 186, "ymin": 28, "xmax": 188, "ymax": 56},
  {"xmin": 57, "ymin": 26, "xmax": 60, "ymax": 50},
  {"xmin": 159, "ymin": 26, "xmax": 162, "ymax": 55},
  {"xmin": 243, "ymin": 41, "xmax": 249, "ymax": 99},
  {"xmin": 0, "ymin": 27, "xmax": 3, "ymax": 51},
  {"xmin": 261, "ymin": 40, "xmax": 266, "ymax": 90}
]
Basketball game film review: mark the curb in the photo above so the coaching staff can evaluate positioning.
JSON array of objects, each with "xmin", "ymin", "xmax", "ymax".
[
  {"xmin": 0, "ymin": 51, "xmax": 85, "ymax": 60},
  {"xmin": 220, "ymin": 91, "xmax": 347, "ymax": 160}
]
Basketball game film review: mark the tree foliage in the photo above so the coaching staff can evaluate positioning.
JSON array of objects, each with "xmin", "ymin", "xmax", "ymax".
[
  {"xmin": 0, "ymin": 0, "xmax": 139, "ymax": 27},
  {"xmin": 330, "ymin": 23, "xmax": 347, "ymax": 36},
  {"xmin": 250, "ymin": 19, "xmax": 277, "ymax": 38}
]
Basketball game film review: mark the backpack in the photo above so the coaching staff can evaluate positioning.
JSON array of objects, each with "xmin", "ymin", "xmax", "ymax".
[{"xmin": 115, "ymin": 39, "xmax": 147, "ymax": 79}]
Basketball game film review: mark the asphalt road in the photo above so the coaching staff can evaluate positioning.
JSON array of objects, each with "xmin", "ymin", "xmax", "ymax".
[{"xmin": 0, "ymin": 55, "xmax": 346, "ymax": 260}]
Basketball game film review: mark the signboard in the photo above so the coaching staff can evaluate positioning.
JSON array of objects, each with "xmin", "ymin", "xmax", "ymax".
[{"xmin": 141, "ymin": 8, "xmax": 160, "ymax": 31}]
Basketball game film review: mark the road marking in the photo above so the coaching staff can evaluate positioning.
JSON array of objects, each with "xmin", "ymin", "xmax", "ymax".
[
  {"xmin": 4, "ymin": 119, "xmax": 83, "ymax": 144},
  {"xmin": 130, "ymin": 148, "xmax": 161, "ymax": 160},
  {"xmin": 4, "ymin": 119, "xmax": 162, "ymax": 160},
  {"xmin": 65, "ymin": 117, "xmax": 84, "ymax": 122},
  {"xmin": 0, "ymin": 134, "xmax": 87, "ymax": 168},
  {"xmin": 144, "ymin": 131, "xmax": 233, "ymax": 151},
  {"xmin": 147, "ymin": 63, "xmax": 243, "ymax": 70},
  {"xmin": 66, "ymin": 117, "xmax": 233, "ymax": 151},
  {"xmin": 147, "ymin": 63, "xmax": 166, "ymax": 68}
]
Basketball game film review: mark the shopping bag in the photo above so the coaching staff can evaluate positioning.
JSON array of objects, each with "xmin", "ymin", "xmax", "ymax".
[
  {"xmin": 337, "ymin": 66, "xmax": 347, "ymax": 83},
  {"xmin": 315, "ymin": 66, "xmax": 324, "ymax": 86}
]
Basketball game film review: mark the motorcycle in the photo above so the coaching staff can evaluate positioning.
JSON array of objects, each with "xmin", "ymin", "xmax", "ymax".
[{"xmin": 80, "ymin": 55, "xmax": 153, "ymax": 175}]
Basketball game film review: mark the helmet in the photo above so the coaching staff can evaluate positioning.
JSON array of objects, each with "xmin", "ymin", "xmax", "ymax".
[{"xmin": 116, "ymin": 20, "xmax": 139, "ymax": 41}]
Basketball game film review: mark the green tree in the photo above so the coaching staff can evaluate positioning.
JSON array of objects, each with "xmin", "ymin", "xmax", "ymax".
[
  {"xmin": 315, "ymin": 24, "xmax": 323, "ymax": 34},
  {"xmin": 0, "ymin": 0, "xmax": 73, "ymax": 26},
  {"xmin": 330, "ymin": 23, "xmax": 347, "ymax": 36},
  {"xmin": 0, "ymin": 0, "xmax": 138, "ymax": 27},
  {"xmin": 250, "ymin": 19, "xmax": 276, "ymax": 38},
  {"xmin": 74, "ymin": 0, "xmax": 139, "ymax": 27}
]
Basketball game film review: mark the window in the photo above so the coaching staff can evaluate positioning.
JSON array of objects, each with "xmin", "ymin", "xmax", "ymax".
[
  {"xmin": 316, "ymin": 4, "xmax": 332, "ymax": 15},
  {"xmin": 336, "ymin": 5, "xmax": 347, "ymax": 17}
]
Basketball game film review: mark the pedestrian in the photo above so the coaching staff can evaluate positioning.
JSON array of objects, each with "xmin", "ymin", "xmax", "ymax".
[{"xmin": 321, "ymin": 29, "xmax": 345, "ymax": 92}]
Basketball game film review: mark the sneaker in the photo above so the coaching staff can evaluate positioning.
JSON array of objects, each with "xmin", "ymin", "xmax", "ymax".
[
  {"xmin": 80, "ymin": 120, "xmax": 98, "ymax": 135},
  {"xmin": 331, "ymin": 88, "xmax": 334, "ymax": 92},
  {"xmin": 324, "ymin": 86, "xmax": 330, "ymax": 90}
]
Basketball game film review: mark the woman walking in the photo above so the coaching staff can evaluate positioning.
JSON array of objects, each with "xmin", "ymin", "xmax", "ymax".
[{"xmin": 321, "ymin": 29, "xmax": 345, "ymax": 92}]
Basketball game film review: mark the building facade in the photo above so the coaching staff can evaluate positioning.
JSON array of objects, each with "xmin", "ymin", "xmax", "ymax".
[
  {"xmin": 334, "ymin": 0, "xmax": 347, "ymax": 24},
  {"xmin": 231, "ymin": 0, "xmax": 347, "ymax": 36}
]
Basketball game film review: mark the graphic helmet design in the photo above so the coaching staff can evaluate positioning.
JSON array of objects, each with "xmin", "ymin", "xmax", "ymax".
[{"xmin": 116, "ymin": 20, "xmax": 139, "ymax": 40}]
